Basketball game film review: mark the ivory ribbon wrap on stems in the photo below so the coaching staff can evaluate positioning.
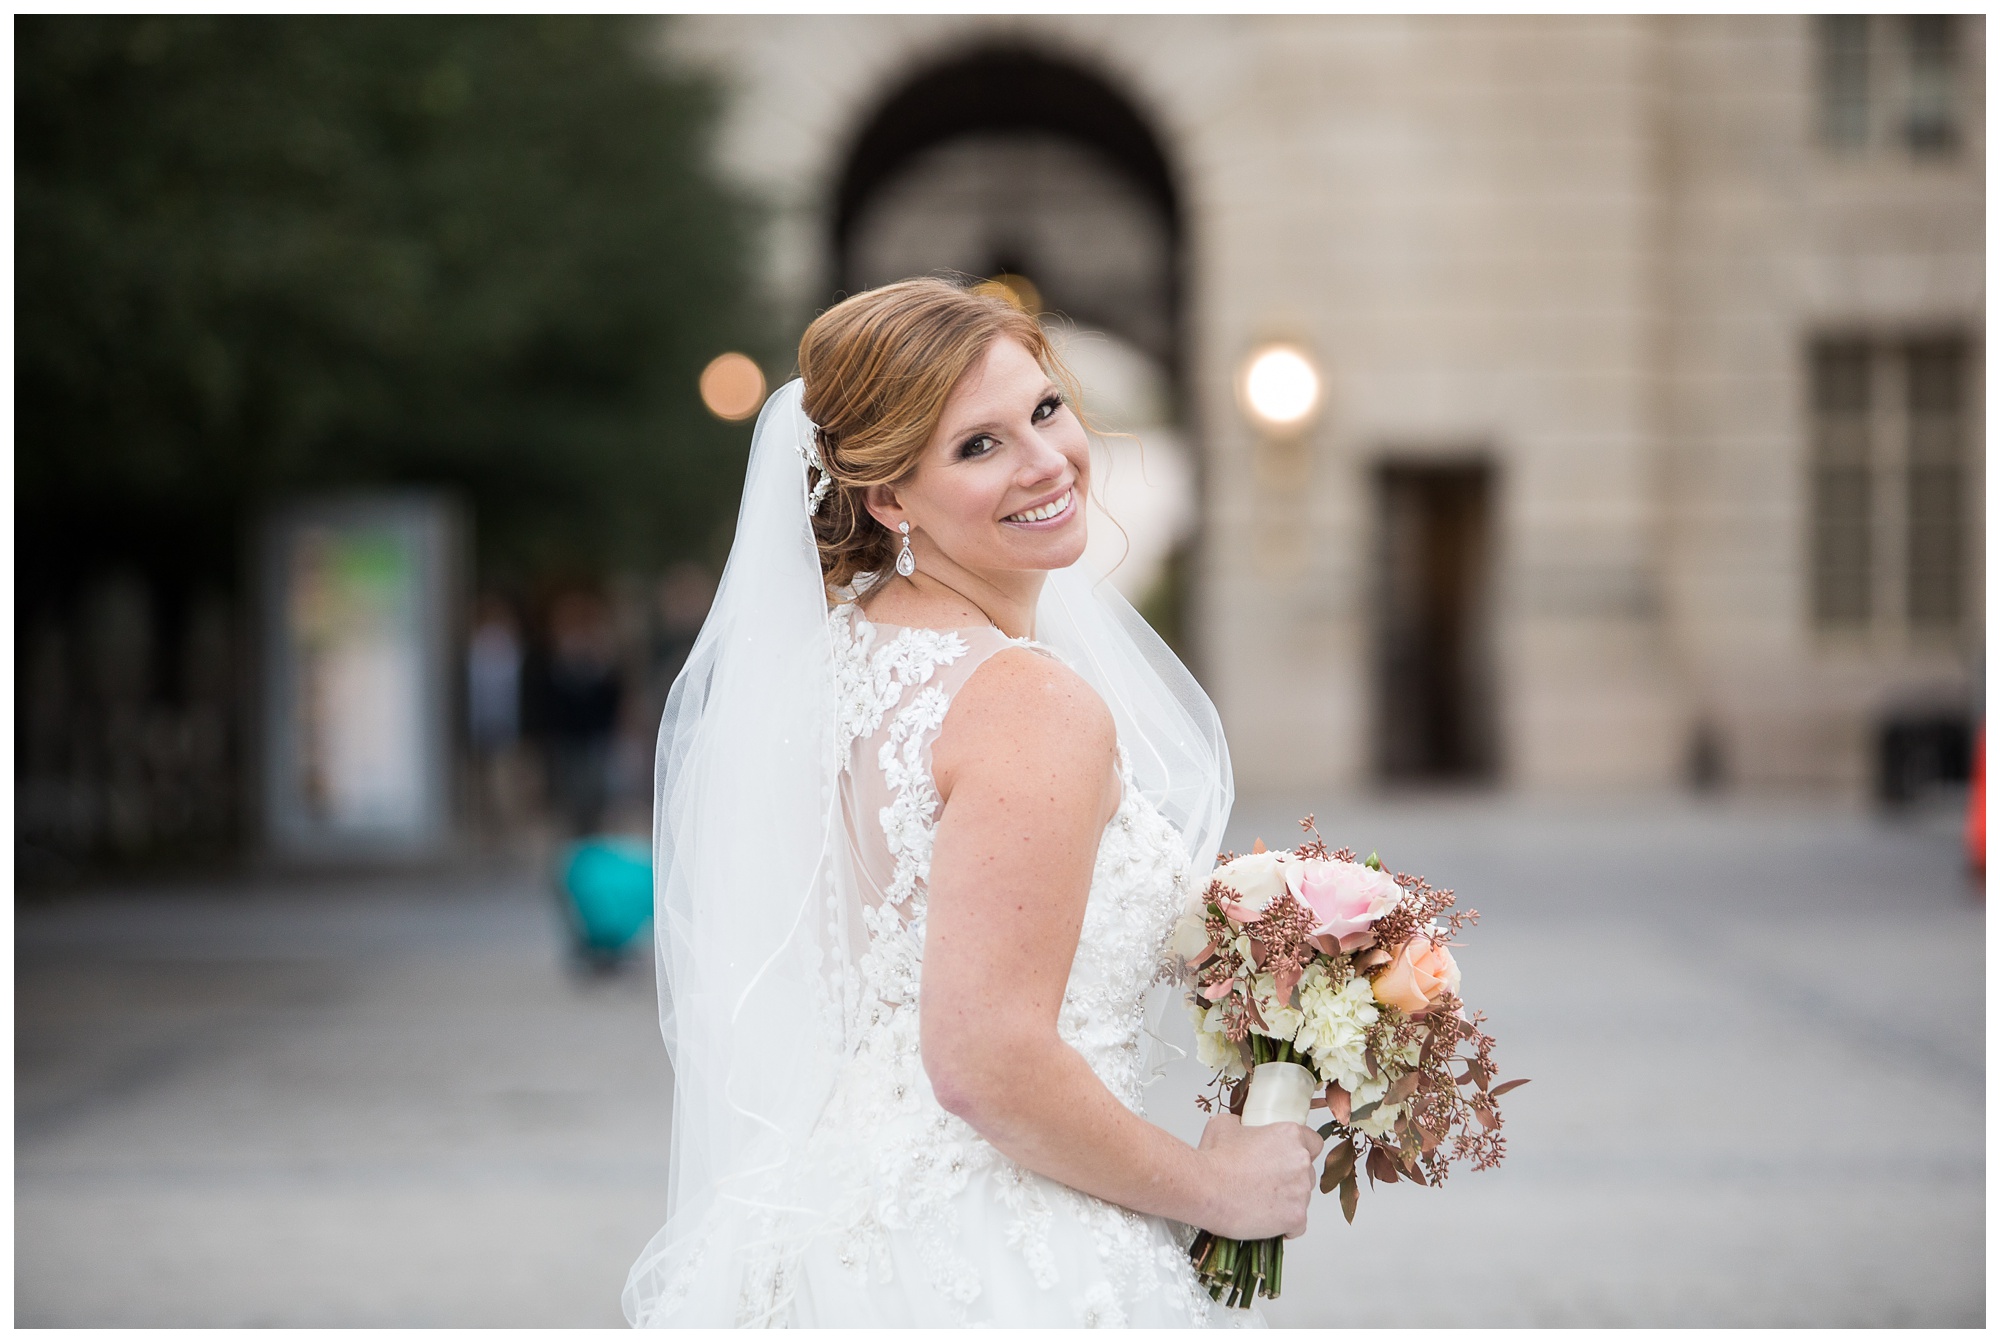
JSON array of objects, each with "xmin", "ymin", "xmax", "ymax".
[
  {"xmin": 1240, "ymin": 1060, "xmax": 1317, "ymax": 1128},
  {"xmin": 1187, "ymin": 1059, "xmax": 1317, "ymax": 1307}
]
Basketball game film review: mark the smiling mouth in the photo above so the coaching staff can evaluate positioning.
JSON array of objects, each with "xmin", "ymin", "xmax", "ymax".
[{"xmin": 1004, "ymin": 489, "xmax": 1075, "ymax": 525}]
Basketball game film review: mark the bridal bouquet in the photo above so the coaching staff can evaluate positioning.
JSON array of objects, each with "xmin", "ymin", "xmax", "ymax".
[{"xmin": 1172, "ymin": 819, "xmax": 1522, "ymax": 1307}]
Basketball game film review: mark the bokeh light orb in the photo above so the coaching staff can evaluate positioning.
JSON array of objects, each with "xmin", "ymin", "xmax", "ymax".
[
  {"xmin": 1239, "ymin": 344, "xmax": 1321, "ymax": 432},
  {"xmin": 700, "ymin": 352, "xmax": 766, "ymax": 421},
  {"xmin": 971, "ymin": 272, "xmax": 1042, "ymax": 315}
]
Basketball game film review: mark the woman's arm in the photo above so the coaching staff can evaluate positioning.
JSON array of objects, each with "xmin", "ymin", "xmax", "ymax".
[{"xmin": 922, "ymin": 648, "xmax": 1320, "ymax": 1240}]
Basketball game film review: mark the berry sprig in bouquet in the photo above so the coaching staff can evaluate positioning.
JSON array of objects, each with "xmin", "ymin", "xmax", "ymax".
[{"xmin": 1172, "ymin": 818, "xmax": 1523, "ymax": 1308}]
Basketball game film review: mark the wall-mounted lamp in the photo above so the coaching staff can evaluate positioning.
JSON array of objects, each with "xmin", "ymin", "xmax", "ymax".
[
  {"xmin": 1238, "ymin": 344, "xmax": 1322, "ymax": 433},
  {"xmin": 700, "ymin": 352, "xmax": 766, "ymax": 422}
]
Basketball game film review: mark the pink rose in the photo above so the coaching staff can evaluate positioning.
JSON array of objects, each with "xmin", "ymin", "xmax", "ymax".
[
  {"xmin": 1288, "ymin": 859, "xmax": 1402, "ymax": 951},
  {"xmin": 1370, "ymin": 935, "xmax": 1461, "ymax": 1016}
]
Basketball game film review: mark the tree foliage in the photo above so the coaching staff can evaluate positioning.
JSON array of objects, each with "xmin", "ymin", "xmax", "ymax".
[{"xmin": 17, "ymin": 16, "xmax": 767, "ymax": 606}]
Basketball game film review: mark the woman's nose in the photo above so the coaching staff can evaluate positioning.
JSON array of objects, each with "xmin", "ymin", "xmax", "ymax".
[{"xmin": 1016, "ymin": 428, "xmax": 1070, "ymax": 485}]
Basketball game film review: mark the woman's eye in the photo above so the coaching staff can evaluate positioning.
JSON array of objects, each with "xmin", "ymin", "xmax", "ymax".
[
  {"xmin": 959, "ymin": 434, "xmax": 996, "ymax": 459},
  {"xmin": 1033, "ymin": 395, "xmax": 1063, "ymax": 423}
]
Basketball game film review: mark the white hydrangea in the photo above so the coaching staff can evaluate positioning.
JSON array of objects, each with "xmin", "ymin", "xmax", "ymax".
[
  {"xmin": 1293, "ymin": 972, "xmax": 1378, "ymax": 1092},
  {"xmin": 1348, "ymin": 1036, "xmax": 1422, "ymax": 1139},
  {"xmin": 1383, "ymin": 1033, "xmax": 1421, "ymax": 1073},
  {"xmin": 1248, "ymin": 971, "xmax": 1304, "ymax": 1042},
  {"xmin": 1192, "ymin": 1001, "xmax": 1247, "ymax": 1080},
  {"xmin": 1352, "ymin": 1098, "xmax": 1406, "ymax": 1140}
]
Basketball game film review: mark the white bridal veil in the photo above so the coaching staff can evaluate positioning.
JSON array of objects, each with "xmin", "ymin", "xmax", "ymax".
[{"xmin": 623, "ymin": 378, "xmax": 1233, "ymax": 1326}]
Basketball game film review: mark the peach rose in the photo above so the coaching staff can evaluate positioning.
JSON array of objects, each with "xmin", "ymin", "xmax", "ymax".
[
  {"xmin": 1370, "ymin": 934, "xmax": 1461, "ymax": 1016},
  {"xmin": 1288, "ymin": 858, "xmax": 1402, "ymax": 951}
]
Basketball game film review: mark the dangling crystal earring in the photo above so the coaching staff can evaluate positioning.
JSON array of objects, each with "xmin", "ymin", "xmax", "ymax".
[{"xmin": 895, "ymin": 521, "xmax": 916, "ymax": 577}]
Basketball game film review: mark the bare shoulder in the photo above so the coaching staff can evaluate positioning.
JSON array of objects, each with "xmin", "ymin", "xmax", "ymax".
[
  {"xmin": 932, "ymin": 646, "xmax": 1114, "ymax": 802},
  {"xmin": 947, "ymin": 646, "xmax": 1113, "ymax": 749}
]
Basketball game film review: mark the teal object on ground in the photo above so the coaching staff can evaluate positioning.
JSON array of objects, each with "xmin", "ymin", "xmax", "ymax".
[{"xmin": 561, "ymin": 837, "xmax": 653, "ymax": 952}]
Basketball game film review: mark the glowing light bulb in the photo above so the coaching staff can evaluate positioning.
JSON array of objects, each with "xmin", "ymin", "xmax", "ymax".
[
  {"xmin": 700, "ymin": 353, "xmax": 767, "ymax": 422},
  {"xmin": 1240, "ymin": 345, "xmax": 1321, "ymax": 432}
]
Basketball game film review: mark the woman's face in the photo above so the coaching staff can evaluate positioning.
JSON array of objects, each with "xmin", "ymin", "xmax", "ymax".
[{"xmin": 874, "ymin": 336, "xmax": 1090, "ymax": 578}]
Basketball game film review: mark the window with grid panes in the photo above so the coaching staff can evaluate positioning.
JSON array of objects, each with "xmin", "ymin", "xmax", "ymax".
[
  {"xmin": 1817, "ymin": 16, "xmax": 1871, "ymax": 148},
  {"xmin": 1813, "ymin": 15, "xmax": 1961, "ymax": 155},
  {"xmin": 1902, "ymin": 16, "xmax": 1960, "ymax": 152},
  {"xmin": 1808, "ymin": 336, "xmax": 1970, "ymax": 633},
  {"xmin": 1904, "ymin": 340, "xmax": 1966, "ymax": 626}
]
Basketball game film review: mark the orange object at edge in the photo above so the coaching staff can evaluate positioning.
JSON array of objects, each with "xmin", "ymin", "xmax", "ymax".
[{"xmin": 1967, "ymin": 723, "xmax": 1985, "ymax": 877}]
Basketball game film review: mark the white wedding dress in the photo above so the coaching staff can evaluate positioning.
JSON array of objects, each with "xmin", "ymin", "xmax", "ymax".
[
  {"xmin": 744, "ymin": 606, "xmax": 1228, "ymax": 1327},
  {"xmin": 624, "ymin": 380, "xmax": 1243, "ymax": 1329}
]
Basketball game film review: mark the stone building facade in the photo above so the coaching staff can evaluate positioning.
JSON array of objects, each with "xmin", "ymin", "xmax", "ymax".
[{"xmin": 666, "ymin": 15, "xmax": 1985, "ymax": 797}]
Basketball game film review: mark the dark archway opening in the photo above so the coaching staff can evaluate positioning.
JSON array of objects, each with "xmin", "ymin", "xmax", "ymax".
[
  {"xmin": 831, "ymin": 45, "xmax": 1181, "ymax": 369},
  {"xmin": 836, "ymin": 48, "xmax": 1176, "ymax": 237}
]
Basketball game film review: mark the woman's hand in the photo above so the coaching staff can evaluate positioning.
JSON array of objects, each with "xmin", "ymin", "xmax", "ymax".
[{"xmin": 1192, "ymin": 1114, "xmax": 1325, "ymax": 1240}]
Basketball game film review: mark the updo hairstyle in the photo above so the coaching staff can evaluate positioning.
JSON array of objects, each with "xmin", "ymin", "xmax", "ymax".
[{"xmin": 797, "ymin": 277, "xmax": 1078, "ymax": 595}]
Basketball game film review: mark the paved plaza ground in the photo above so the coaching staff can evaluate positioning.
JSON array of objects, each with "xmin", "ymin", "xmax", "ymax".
[{"xmin": 15, "ymin": 794, "xmax": 1984, "ymax": 1327}]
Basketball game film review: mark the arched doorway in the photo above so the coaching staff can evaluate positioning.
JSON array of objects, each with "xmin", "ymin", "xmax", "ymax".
[{"xmin": 832, "ymin": 47, "xmax": 1193, "ymax": 639}]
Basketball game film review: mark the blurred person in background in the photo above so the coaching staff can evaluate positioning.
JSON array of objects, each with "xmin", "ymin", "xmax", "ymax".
[
  {"xmin": 467, "ymin": 595, "xmax": 527, "ymax": 833},
  {"xmin": 541, "ymin": 590, "xmax": 624, "ymax": 838},
  {"xmin": 600, "ymin": 561, "xmax": 716, "ymax": 829}
]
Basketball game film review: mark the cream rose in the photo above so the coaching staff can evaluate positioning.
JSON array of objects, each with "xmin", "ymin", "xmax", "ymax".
[
  {"xmin": 1211, "ymin": 850, "xmax": 1298, "ymax": 921},
  {"xmin": 1169, "ymin": 907, "xmax": 1213, "ymax": 963}
]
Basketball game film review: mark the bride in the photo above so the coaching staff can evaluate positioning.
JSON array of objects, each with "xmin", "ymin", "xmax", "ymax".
[{"xmin": 624, "ymin": 279, "xmax": 1321, "ymax": 1327}]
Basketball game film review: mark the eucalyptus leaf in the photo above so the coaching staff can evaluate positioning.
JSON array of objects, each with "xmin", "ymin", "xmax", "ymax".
[{"xmin": 1320, "ymin": 1139, "xmax": 1356, "ymax": 1191}]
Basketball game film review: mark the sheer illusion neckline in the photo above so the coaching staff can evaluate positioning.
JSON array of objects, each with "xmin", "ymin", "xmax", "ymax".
[
  {"xmin": 835, "ymin": 602, "xmax": 1120, "ymax": 818},
  {"xmin": 843, "ymin": 602, "xmax": 1014, "ymax": 642}
]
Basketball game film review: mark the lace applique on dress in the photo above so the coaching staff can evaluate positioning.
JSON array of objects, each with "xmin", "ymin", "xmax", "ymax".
[{"xmin": 774, "ymin": 605, "xmax": 1219, "ymax": 1328}]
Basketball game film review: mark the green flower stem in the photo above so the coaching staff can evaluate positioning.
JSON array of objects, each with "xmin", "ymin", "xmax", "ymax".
[
  {"xmin": 1250, "ymin": 1034, "xmax": 1302, "ymax": 1068},
  {"xmin": 1190, "ymin": 1231, "xmax": 1286, "ymax": 1306}
]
